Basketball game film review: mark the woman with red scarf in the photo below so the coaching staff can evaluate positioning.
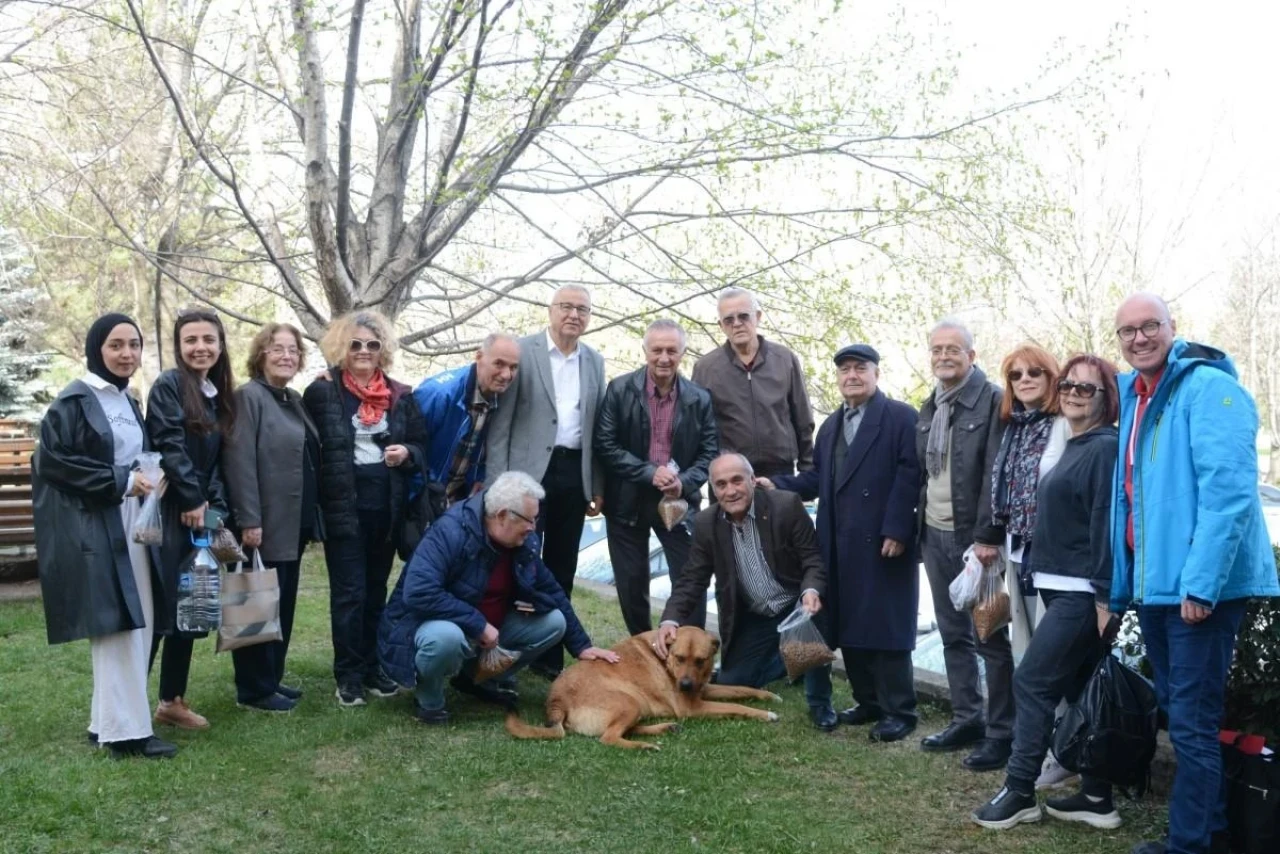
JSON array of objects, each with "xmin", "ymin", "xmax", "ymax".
[{"xmin": 304, "ymin": 311, "xmax": 429, "ymax": 707}]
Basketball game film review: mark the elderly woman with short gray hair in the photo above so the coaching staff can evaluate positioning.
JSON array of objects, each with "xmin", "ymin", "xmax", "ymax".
[
  {"xmin": 223, "ymin": 322, "xmax": 322, "ymax": 712},
  {"xmin": 375, "ymin": 471, "xmax": 618, "ymax": 725}
]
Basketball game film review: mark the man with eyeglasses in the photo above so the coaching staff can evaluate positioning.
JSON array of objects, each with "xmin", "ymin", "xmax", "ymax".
[
  {"xmin": 377, "ymin": 472, "xmax": 619, "ymax": 725},
  {"xmin": 1104, "ymin": 293, "xmax": 1278, "ymax": 854},
  {"xmin": 486, "ymin": 286, "xmax": 607, "ymax": 679},
  {"xmin": 915, "ymin": 317, "xmax": 1015, "ymax": 773},
  {"xmin": 413, "ymin": 331, "xmax": 522, "ymax": 506},
  {"xmin": 692, "ymin": 287, "xmax": 815, "ymax": 480}
]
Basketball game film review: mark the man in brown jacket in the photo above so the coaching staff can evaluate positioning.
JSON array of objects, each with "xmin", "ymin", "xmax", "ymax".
[
  {"xmin": 655, "ymin": 454, "xmax": 828, "ymax": 707},
  {"xmin": 692, "ymin": 288, "xmax": 815, "ymax": 479}
]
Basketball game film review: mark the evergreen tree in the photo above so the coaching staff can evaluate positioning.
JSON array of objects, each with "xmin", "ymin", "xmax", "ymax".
[{"xmin": 0, "ymin": 228, "xmax": 52, "ymax": 421}]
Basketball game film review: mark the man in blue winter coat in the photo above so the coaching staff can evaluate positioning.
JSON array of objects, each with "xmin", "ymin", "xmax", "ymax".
[
  {"xmin": 377, "ymin": 471, "xmax": 618, "ymax": 724},
  {"xmin": 1104, "ymin": 293, "xmax": 1280, "ymax": 854}
]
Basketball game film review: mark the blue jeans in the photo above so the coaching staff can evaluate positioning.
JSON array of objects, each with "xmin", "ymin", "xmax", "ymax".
[
  {"xmin": 412, "ymin": 610, "xmax": 566, "ymax": 711},
  {"xmin": 717, "ymin": 609, "xmax": 831, "ymax": 706},
  {"xmin": 1138, "ymin": 599, "xmax": 1247, "ymax": 854}
]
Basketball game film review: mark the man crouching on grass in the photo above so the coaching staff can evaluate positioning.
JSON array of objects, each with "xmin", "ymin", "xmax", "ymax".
[
  {"xmin": 654, "ymin": 453, "xmax": 828, "ymax": 707},
  {"xmin": 377, "ymin": 471, "xmax": 618, "ymax": 724}
]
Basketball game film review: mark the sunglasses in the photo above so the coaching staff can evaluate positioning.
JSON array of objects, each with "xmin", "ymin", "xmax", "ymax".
[
  {"xmin": 1007, "ymin": 367, "xmax": 1047, "ymax": 382},
  {"xmin": 719, "ymin": 312, "xmax": 754, "ymax": 327},
  {"xmin": 349, "ymin": 339, "xmax": 383, "ymax": 353},
  {"xmin": 1057, "ymin": 379, "xmax": 1103, "ymax": 399}
]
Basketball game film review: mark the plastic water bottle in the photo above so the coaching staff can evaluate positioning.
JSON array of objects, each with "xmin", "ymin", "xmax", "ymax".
[{"xmin": 176, "ymin": 533, "xmax": 222, "ymax": 633}]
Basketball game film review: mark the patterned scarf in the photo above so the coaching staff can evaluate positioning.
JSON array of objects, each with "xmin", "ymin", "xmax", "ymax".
[
  {"xmin": 990, "ymin": 407, "xmax": 1054, "ymax": 540},
  {"xmin": 342, "ymin": 369, "xmax": 392, "ymax": 427}
]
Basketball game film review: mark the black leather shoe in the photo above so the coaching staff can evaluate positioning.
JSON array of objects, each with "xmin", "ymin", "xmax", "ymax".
[
  {"xmin": 276, "ymin": 684, "xmax": 303, "ymax": 701},
  {"xmin": 809, "ymin": 705, "xmax": 838, "ymax": 732},
  {"xmin": 450, "ymin": 675, "xmax": 519, "ymax": 706},
  {"xmin": 837, "ymin": 705, "xmax": 882, "ymax": 726},
  {"xmin": 920, "ymin": 721, "xmax": 986, "ymax": 753},
  {"xmin": 963, "ymin": 737, "xmax": 1013, "ymax": 771},
  {"xmin": 869, "ymin": 718, "xmax": 916, "ymax": 743},
  {"xmin": 107, "ymin": 736, "xmax": 178, "ymax": 759},
  {"xmin": 415, "ymin": 705, "xmax": 451, "ymax": 726}
]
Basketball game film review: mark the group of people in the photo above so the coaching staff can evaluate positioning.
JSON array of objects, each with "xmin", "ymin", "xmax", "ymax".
[{"xmin": 30, "ymin": 286, "xmax": 1278, "ymax": 854}]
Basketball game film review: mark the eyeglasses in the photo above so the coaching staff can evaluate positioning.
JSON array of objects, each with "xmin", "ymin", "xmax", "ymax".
[
  {"xmin": 719, "ymin": 312, "xmax": 755, "ymax": 327},
  {"xmin": 267, "ymin": 346, "xmax": 300, "ymax": 358},
  {"xmin": 1057, "ymin": 379, "xmax": 1102, "ymax": 399},
  {"xmin": 507, "ymin": 508, "xmax": 538, "ymax": 526},
  {"xmin": 1007, "ymin": 367, "xmax": 1046, "ymax": 382},
  {"xmin": 349, "ymin": 339, "xmax": 383, "ymax": 353},
  {"xmin": 553, "ymin": 302, "xmax": 591, "ymax": 316},
  {"xmin": 930, "ymin": 345, "xmax": 965, "ymax": 358},
  {"xmin": 1115, "ymin": 320, "xmax": 1166, "ymax": 343}
]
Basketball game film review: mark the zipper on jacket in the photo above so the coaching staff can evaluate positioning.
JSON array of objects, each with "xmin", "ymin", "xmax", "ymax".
[
  {"xmin": 1149, "ymin": 414, "xmax": 1162, "ymax": 463},
  {"xmin": 747, "ymin": 369, "xmax": 759, "ymax": 464}
]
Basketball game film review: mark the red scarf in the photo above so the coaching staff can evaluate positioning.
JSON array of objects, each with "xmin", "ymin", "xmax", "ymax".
[{"xmin": 342, "ymin": 369, "xmax": 392, "ymax": 427}]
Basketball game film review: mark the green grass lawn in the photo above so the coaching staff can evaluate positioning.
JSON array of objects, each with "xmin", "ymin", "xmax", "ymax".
[{"xmin": 0, "ymin": 550, "xmax": 1167, "ymax": 854}]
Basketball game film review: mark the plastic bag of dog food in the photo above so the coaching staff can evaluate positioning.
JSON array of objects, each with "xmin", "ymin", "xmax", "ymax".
[
  {"xmin": 474, "ymin": 645, "xmax": 521, "ymax": 683},
  {"xmin": 656, "ymin": 460, "xmax": 688, "ymax": 530},
  {"xmin": 208, "ymin": 527, "xmax": 248, "ymax": 564},
  {"xmin": 948, "ymin": 546, "xmax": 984, "ymax": 611},
  {"xmin": 776, "ymin": 604, "xmax": 834, "ymax": 680},
  {"xmin": 972, "ymin": 566, "xmax": 1011, "ymax": 642},
  {"xmin": 131, "ymin": 492, "xmax": 164, "ymax": 545}
]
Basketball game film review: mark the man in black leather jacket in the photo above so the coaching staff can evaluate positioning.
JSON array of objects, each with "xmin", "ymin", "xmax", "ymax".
[{"xmin": 594, "ymin": 319, "xmax": 719, "ymax": 636}]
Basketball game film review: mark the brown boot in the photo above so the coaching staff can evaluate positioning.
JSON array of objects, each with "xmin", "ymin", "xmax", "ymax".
[{"xmin": 155, "ymin": 697, "xmax": 210, "ymax": 730}]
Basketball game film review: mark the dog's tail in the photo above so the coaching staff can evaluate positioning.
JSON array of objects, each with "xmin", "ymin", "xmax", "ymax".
[{"xmin": 505, "ymin": 705, "xmax": 567, "ymax": 740}]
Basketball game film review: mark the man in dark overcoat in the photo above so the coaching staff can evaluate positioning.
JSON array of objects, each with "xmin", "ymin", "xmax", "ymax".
[{"xmin": 764, "ymin": 343, "xmax": 921, "ymax": 741}]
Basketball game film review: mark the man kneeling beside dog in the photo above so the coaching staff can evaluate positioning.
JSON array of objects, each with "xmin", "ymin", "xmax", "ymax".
[{"xmin": 379, "ymin": 461, "xmax": 821, "ymax": 746}]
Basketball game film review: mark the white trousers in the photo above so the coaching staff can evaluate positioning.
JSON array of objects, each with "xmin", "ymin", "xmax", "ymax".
[{"xmin": 88, "ymin": 496, "xmax": 154, "ymax": 744}]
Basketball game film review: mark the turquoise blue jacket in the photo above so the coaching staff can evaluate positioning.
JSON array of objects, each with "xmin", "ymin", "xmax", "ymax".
[{"xmin": 1110, "ymin": 339, "xmax": 1280, "ymax": 612}]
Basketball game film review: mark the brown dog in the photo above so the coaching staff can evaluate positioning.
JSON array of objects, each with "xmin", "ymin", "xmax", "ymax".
[{"xmin": 505, "ymin": 626, "xmax": 780, "ymax": 750}]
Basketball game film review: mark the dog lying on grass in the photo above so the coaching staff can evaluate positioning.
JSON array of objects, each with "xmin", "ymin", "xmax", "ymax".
[{"xmin": 505, "ymin": 626, "xmax": 780, "ymax": 750}]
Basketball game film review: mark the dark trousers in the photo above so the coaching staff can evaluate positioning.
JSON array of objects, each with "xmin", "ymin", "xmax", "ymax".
[
  {"xmin": 149, "ymin": 634, "xmax": 194, "ymax": 702},
  {"xmin": 322, "ymin": 509, "xmax": 396, "ymax": 687},
  {"xmin": 841, "ymin": 648, "xmax": 918, "ymax": 724},
  {"xmin": 231, "ymin": 551, "xmax": 302, "ymax": 702},
  {"xmin": 1005, "ymin": 589, "xmax": 1108, "ymax": 793},
  {"xmin": 606, "ymin": 504, "xmax": 698, "ymax": 636},
  {"xmin": 1139, "ymin": 599, "xmax": 1247, "ymax": 854},
  {"xmin": 718, "ymin": 609, "xmax": 828, "ymax": 702},
  {"xmin": 921, "ymin": 526, "xmax": 1016, "ymax": 739},
  {"xmin": 531, "ymin": 448, "xmax": 589, "ymax": 675}
]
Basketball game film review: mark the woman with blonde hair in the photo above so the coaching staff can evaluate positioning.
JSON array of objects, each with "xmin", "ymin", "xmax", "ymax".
[
  {"xmin": 303, "ymin": 310, "xmax": 428, "ymax": 706},
  {"xmin": 223, "ymin": 322, "xmax": 322, "ymax": 712}
]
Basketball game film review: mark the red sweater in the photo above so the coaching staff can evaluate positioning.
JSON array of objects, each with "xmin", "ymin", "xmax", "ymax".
[
  {"xmin": 478, "ymin": 552, "xmax": 514, "ymax": 629},
  {"xmin": 1124, "ymin": 367, "xmax": 1165, "ymax": 550}
]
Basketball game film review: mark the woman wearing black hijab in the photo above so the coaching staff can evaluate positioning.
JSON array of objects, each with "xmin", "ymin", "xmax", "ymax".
[{"xmin": 31, "ymin": 313, "xmax": 177, "ymax": 759}]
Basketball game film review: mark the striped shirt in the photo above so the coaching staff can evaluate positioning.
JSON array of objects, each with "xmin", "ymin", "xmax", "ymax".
[
  {"xmin": 645, "ymin": 372, "xmax": 679, "ymax": 466},
  {"xmin": 727, "ymin": 499, "xmax": 796, "ymax": 616}
]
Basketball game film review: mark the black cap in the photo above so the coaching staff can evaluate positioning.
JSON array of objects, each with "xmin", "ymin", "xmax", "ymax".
[{"xmin": 833, "ymin": 343, "xmax": 880, "ymax": 365}]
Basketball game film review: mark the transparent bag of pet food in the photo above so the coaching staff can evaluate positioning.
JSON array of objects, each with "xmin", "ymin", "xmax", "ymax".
[
  {"xmin": 130, "ymin": 451, "xmax": 165, "ymax": 545},
  {"xmin": 972, "ymin": 565, "xmax": 1012, "ymax": 642},
  {"xmin": 208, "ymin": 527, "xmax": 248, "ymax": 564},
  {"xmin": 776, "ymin": 603, "xmax": 834, "ymax": 681},
  {"xmin": 948, "ymin": 546, "xmax": 985, "ymax": 611},
  {"xmin": 657, "ymin": 460, "xmax": 688, "ymax": 530},
  {"xmin": 473, "ymin": 644, "xmax": 521, "ymax": 683}
]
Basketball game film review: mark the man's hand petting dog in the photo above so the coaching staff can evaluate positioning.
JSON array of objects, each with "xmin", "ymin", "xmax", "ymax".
[{"xmin": 578, "ymin": 647, "xmax": 621, "ymax": 663}]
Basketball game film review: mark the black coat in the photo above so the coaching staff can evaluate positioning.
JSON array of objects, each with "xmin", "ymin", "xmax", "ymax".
[
  {"xmin": 773, "ymin": 391, "xmax": 921, "ymax": 650},
  {"xmin": 145, "ymin": 369, "xmax": 230, "ymax": 638},
  {"xmin": 32, "ymin": 381, "xmax": 156, "ymax": 645},
  {"xmin": 303, "ymin": 368, "xmax": 429, "ymax": 545},
  {"xmin": 594, "ymin": 369, "xmax": 719, "ymax": 526}
]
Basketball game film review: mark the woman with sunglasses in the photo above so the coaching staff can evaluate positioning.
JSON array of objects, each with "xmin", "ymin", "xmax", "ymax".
[
  {"xmin": 303, "ymin": 311, "xmax": 428, "ymax": 707},
  {"xmin": 146, "ymin": 308, "xmax": 237, "ymax": 731},
  {"xmin": 973, "ymin": 353, "xmax": 1122, "ymax": 831},
  {"xmin": 991, "ymin": 345, "xmax": 1072, "ymax": 660}
]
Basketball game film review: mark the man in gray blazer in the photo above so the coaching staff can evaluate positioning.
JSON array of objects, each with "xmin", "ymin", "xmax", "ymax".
[{"xmin": 486, "ymin": 285, "xmax": 606, "ymax": 678}]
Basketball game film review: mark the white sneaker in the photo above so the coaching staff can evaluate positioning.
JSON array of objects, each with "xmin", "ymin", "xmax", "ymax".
[{"xmin": 1035, "ymin": 755, "xmax": 1080, "ymax": 791}]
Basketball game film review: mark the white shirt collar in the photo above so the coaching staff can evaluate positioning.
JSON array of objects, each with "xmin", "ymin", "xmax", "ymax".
[
  {"xmin": 200, "ymin": 377, "xmax": 218, "ymax": 398},
  {"xmin": 82, "ymin": 372, "xmax": 125, "ymax": 394},
  {"xmin": 546, "ymin": 329, "xmax": 580, "ymax": 361}
]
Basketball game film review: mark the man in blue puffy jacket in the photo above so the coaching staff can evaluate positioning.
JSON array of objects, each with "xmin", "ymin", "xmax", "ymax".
[
  {"xmin": 1105, "ymin": 293, "xmax": 1280, "ymax": 854},
  {"xmin": 377, "ymin": 471, "xmax": 618, "ymax": 724}
]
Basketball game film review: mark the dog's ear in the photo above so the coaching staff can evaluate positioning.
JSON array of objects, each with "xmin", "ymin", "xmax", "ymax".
[{"xmin": 709, "ymin": 636, "xmax": 720, "ymax": 656}]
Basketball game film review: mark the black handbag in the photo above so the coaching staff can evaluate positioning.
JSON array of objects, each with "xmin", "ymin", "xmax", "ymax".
[
  {"xmin": 1222, "ymin": 732, "xmax": 1280, "ymax": 854},
  {"xmin": 397, "ymin": 481, "xmax": 446, "ymax": 561},
  {"xmin": 1052, "ymin": 652, "xmax": 1159, "ymax": 797}
]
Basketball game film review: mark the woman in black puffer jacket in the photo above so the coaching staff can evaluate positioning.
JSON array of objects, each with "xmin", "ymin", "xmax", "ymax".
[{"xmin": 303, "ymin": 310, "xmax": 428, "ymax": 707}]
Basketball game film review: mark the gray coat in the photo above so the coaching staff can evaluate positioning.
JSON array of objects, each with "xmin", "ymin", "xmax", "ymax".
[
  {"xmin": 915, "ymin": 365, "xmax": 1006, "ymax": 547},
  {"xmin": 486, "ymin": 330, "xmax": 605, "ymax": 499},
  {"xmin": 223, "ymin": 378, "xmax": 321, "ymax": 562}
]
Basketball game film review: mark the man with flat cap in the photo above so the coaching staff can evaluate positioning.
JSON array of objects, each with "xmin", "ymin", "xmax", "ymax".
[{"xmin": 761, "ymin": 344, "xmax": 922, "ymax": 740}]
